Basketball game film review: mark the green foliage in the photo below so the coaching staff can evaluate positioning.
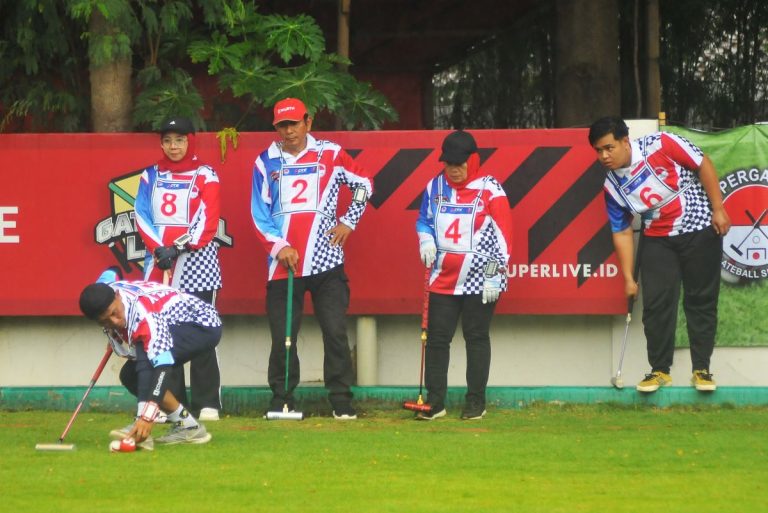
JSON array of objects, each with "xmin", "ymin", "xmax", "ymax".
[
  {"xmin": 133, "ymin": 69, "xmax": 205, "ymax": 130},
  {"xmin": 0, "ymin": 1, "xmax": 89, "ymax": 131},
  {"xmin": 0, "ymin": 0, "xmax": 396, "ymax": 133},
  {"xmin": 68, "ymin": 0, "xmax": 140, "ymax": 64},
  {"xmin": 189, "ymin": 8, "xmax": 397, "ymax": 130},
  {"xmin": 262, "ymin": 14, "xmax": 325, "ymax": 63}
]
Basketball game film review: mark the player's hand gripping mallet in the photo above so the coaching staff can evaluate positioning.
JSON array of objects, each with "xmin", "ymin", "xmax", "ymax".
[
  {"xmin": 403, "ymin": 268, "xmax": 432, "ymax": 413},
  {"xmin": 35, "ymin": 345, "xmax": 113, "ymax": 451},
  {"xmin": 266, "ymin": 268, "xmax": 304, "ymax": 420}
]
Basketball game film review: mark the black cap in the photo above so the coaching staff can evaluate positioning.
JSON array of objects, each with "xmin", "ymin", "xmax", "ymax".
[
  {"xmin": 439, "ymin": 130, "xmax": 477, "ymax": 164},
  {"xmin": 159, "ymin": 116, "xmax": 194, "ymax": 136},
  {"xmin": 79, "ymin": 283, "xmax": 116, "ymax": 320}
]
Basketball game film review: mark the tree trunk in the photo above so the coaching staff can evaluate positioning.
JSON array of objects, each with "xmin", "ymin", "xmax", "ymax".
[
  {"xmin": 89, "ymin": 10, "xmax": 132, "ymax": 132},
  {"xmin": 644, "ymin": 0, "xmax": 661, "ymax": 118},
  {"xmin": 554, "ymin": 0, "xmax": 620, "ymax": 127}
]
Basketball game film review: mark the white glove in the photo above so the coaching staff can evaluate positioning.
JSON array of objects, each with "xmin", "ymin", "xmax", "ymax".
[
  {"xmin": 482, "ymin": 274, "xmax": 502, "ymax": 304},
  {"xmin": 419, "ymin": 240, "xmax": 437, "ymax": 268}
]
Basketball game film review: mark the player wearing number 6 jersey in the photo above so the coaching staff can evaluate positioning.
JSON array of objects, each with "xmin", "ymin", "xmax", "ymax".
[
  {"xmin": 134, "ymin": 116, "xmax": 223, "ymax": 421},
  {"xmin": 589, "ymin": 117, "xmax": 731, "ymax": 393},
  {"xmin": 250, "ymin": 98, "xmax": 373, "ymax": 420},
  {"xmin": 414, "ymin": 130, "xmax": 513, "ymax": 421}
]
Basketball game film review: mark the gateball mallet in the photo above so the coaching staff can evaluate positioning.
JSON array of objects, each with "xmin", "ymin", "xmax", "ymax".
[
  {"xmin": 266, "ymin": 268, "xmax": 304, "ymax": 421},
  {"xmin": 610, "ymin": 295, "xmax": 635, "ymax": 389},
  {"xmin": 35, "ymin": 345, "xmax": 113, "ymax": 451},
  {"xmin": 403, "ymin": 268, "xmax": 432, "ymax": 413},
  {"xmin": 611, "ymin": 233, "xmax": 643, "ymax": 390}
]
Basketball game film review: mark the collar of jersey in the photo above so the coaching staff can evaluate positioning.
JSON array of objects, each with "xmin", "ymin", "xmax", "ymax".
[
  {"xmin": 612, "ymin": 139, "xmax": 643, "ymax": 179},
  {"xmin": 269, "ymin": 133, "xmax": 318, "ymax": 162}
]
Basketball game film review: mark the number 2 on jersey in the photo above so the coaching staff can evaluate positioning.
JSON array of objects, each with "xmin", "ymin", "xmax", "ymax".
[{"xmin": 292, "ymin": 179, "xmax": 308, "ymax": 204}]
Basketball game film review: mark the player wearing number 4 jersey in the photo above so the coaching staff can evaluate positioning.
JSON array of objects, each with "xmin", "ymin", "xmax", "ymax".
[
  {"xmin": 250, "ymin": 98, "xmax": 373, "ymax": 419},
  {"xmin": 589, "ymin": 117, "xmax": 731, "ymax": 393},
  {"xmin": 415, "ymin": 130, "xmax": 513, "ymax": 420}
]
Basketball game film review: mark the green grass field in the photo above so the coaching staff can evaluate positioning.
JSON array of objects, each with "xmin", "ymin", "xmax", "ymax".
[{"xmin": 3, "ymin": 405, "xmax": 767, "ymax": 513}]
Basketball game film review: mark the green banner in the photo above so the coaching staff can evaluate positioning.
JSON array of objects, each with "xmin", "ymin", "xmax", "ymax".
[{"xmin": 663, "ymin": 125, "xmax": 768, "ymax": 347}]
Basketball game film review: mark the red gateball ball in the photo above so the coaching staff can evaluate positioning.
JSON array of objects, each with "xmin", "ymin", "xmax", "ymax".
[{"xmin": 119, "ymin": 438, "xmax": 136, "ymax": 452}]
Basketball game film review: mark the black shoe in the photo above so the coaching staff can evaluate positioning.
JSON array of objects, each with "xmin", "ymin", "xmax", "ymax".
[
  {"xmin": 332, "ymin": 404, "xmax": 357, "ymax": 420},
  {"xmin": 414, "ymin": 408, "xmax": 447, "ymax": 421},
  {"xmin": 460, "ymin": 402, "xmax": 486, "ymax": 420}
]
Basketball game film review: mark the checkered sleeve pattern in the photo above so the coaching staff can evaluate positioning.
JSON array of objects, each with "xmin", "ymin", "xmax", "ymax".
[
  {"xmin": 310, "ymin": 177, "xmax": 345, "ymax": 275},
  {"xmin": 678, "ymin": 169, "xmax": 713, "ymax": 234},
  {"xmin": 144, "ymin": 295, "xmax": 221, "ymax": 361},
  {"xmin": 120, "ymin": 283, "xmax": 221, "ymax": 362},
  {"xmin": 459, "ymin": 224, "xmax": 508, "ymax": 295},
  {"xmin": 179, "ymin": 242, "xmax": 222, "ymax": 292}
]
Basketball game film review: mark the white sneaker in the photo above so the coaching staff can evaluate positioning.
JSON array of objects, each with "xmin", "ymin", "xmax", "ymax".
[
  {"xmin": 199, "ymin": 408, "xmax": 220, "ymax": 421},
  {"xmin": 156, "ymin": 423, "xmax": 212, "ymax": 445}
]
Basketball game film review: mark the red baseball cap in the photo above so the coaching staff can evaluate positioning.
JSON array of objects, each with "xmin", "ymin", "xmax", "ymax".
[{"xmin": 273, "ymin": 98, "xmax": 308, "ymax": 125}]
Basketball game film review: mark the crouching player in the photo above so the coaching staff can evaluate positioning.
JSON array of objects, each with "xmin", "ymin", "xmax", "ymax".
[{"xmin": 79, "ymin": 272, "xmax": 222, "ymax": 446}]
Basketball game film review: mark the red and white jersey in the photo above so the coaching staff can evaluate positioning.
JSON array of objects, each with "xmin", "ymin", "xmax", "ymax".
[
  {"xmin": 250, "ymin": 134, "xmax": 373, "ymax": 280},
  {"xmin": 110, "ymin": 281, "xmax": 221, "ymax": 364},
  {"xmin": 416, "ymin": 173, "xmax": 513, "ymax": 295},
  {"xmin": 135, "ymin": 162, "xmax": 222, "ymax": 291},
  {"xmin": 603, "ymin": 132, "xmax": 712, "ymax": 237}
]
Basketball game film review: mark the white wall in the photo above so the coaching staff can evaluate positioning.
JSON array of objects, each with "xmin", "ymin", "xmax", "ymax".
[{"xmin": 1, "ymin": 313, "xmax": 767, "ymax": 388}]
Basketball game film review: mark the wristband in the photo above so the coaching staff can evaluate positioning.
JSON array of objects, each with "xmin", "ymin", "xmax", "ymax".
[{"xmin": 140, "ymin": 401, "xmax": 161, "ymax": 423}]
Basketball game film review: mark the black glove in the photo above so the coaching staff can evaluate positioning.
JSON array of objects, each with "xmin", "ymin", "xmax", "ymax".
[{"xmin": 154, "ymin": 245, "xmax": 181, "ymax": 270}]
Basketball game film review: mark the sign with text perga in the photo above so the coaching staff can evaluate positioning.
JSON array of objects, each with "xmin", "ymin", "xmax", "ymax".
[{"xmin": 0, "ymin": 130, "xmax": 623, "ymax": 316}]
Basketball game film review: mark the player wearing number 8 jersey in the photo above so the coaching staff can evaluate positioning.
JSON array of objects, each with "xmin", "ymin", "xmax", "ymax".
[
  {"xmin": 589, "ymin": 117, "xmax": 731, "ymax": 393},
  {"xmin": 134, "ymin": 116, "xmax": 223, "ymax": 421},
  {"xmin": 414, "ymin": 130, "xmax": 513, "ymax": 420},
  {"xmin": 250, "ymin": 98, "xmax": 373, "ymax": 419}
]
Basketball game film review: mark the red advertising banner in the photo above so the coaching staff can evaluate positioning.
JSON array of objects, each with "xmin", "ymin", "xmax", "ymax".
[{"xmin": 0, "ymin": 130, "xmax": 622, "ymax": 316}]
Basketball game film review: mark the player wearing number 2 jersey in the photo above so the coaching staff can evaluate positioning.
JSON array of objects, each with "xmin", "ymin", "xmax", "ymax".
[
  {"xmin": 414, "ymin": 130, "xmax": 513, "ymax": 421},
  {"xmin": 589, "ymin": 117, "xmax": 731, "ymax": 394},
  {"xmin": 250, "ymin": 98, "xmax": 373, "ymax": 419},
  {"xmin": 134, "ymin": 116, "xmax": 222, "ymax": 421}
]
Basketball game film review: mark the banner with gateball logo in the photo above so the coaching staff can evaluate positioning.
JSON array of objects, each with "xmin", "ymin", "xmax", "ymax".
[{"xmin": 663, "ymin": 125, "xmax": 768, "ymax": 347}]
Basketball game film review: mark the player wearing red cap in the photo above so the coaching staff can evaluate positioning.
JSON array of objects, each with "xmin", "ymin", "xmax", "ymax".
[{"xmin": 250, "ymin": 98, "xmax": 373, "ymax": 419}]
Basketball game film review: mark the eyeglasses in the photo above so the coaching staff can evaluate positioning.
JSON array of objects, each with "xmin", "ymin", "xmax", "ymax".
[{"xmin": 161, "ymin": 136, "xmax": 188, "ymax": 147}]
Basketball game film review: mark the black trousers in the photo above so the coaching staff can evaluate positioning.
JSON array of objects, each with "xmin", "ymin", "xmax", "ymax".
[
  {"xmin": 165, "ymin": 289, "xmax": 222, "ymax": 415},
  {"xmin": 424, "ymin": 292, "xmax": 496, "ymax": 410},
  {"xmin": 120, "ymin": 323, "xmax": 222, "ymax": 405},
  {"xmin": 640, "ymin": 227, "xmax": 722, "ymax": 373},
  {"xmin": 265, "ymin": 265, "xmax": 354, "ymax": 409}
]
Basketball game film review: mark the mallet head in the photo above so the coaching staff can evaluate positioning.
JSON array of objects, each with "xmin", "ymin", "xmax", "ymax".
[{"xmin": 403, "ymin": 401, "xmax": 432, "ymax": 413}]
